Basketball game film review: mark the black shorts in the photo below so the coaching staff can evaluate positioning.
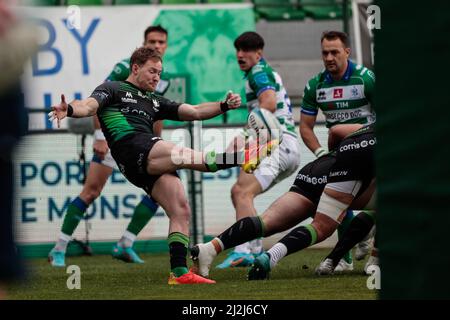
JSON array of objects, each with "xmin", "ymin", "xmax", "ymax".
[
  {"xmin": 289, "ymin": 153, "xmax": 336, "ymax": 205},
  {"xmin": 328, "ymin": 130, "xmax": 376, "ymax": 196},
  {"xmin": 110, "ymin": 133, "xmax": 178, "ymax": 194}
]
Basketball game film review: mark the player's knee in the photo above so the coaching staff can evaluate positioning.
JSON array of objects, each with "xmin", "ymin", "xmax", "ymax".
[
  {"xmin": 231, "ymin": 183, "xmax": 253, "ymax": 204},
  {"xmin": 80, "ymin": 184, "xmax": 102, "ymax": 204},
  {"xmin": 311, "ymin": 218, "xmax": 336, "ymax": 242}
]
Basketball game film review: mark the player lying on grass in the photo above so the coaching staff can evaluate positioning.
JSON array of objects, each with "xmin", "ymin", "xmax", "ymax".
[
  {"xmin": 191, "ymin": 124, "xmax": 376, "ymax": 281},
  {"xmin": 48, "ymin": 46, "xmax": 278, "ymax": 285}
]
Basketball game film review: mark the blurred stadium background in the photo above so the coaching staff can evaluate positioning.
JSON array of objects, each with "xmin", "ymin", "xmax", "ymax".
[{"xmin": 15, "ymin": 0, "xmax": 373, "ymax": 261}]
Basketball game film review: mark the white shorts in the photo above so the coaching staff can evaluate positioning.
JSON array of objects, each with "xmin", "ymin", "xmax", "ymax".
[
  {"xmin": 92, "ymin": 149, "xmax": 117, "ymax": 169},
  {"xmin": 254, "ymin": 134, "xmax": 301, "ymax": 192}
]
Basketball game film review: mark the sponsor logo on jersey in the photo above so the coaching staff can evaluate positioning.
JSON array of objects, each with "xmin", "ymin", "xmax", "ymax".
[
  {"xmin": 121, "ymin": 98, "xmax": 137, "ymax": 103},
  {"xmin": 92, "ymin": 92, "xmax": 109, "ymax": 101},
  {"xmin": 122, "ymin": 93, "xmax": 137, "ymax": 103},
  {"xmin": 120, "ymin": 106, "xmax": 151, "ymax": 120},
  {"xmin": 315, "ymin": 85, "xmax": 365, "ymax": 102},
  {"xmin": 329, "ymin": 170, "xmax": 348, "ymax": 177},
  {"xmin": 137, "ymin": 91, "xmax": 148, "ymax": 99},
  {"xmin": 323, "ymin": 105, "xmax": 375, "ymax": 124},
  {"xmin": 296, "ymin": 173, "xmax": 328, "ymax": 185},
  {"xmin": 317, "ymin": 90, "xmax": 327, "ymax": 101},
  {"xmin": 339, "ymin": 137, "xmax": 376, "ymax": 152},
  {"xmin": 333, "ymin": 88, "xmax": 343, "ymax": 99},
  {"xmin": 254, "ymin": 73, "xmax": 269, "ymax": 85}
]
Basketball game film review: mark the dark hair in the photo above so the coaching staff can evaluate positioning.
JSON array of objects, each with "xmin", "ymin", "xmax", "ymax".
[
  {"xmin": 321, "ymin": 30, "xmax": 350, "ymax": 48},
  {"xmin": 130, "ymin": 47, "xmax": 162, "ymax": 68},
  {"xmin": 144, "ymin": 25, "xmax": 168, "ymax": 40},
  {"xmin": 234, "ymin": 31, "xmax": 265, "ymax": 51}
]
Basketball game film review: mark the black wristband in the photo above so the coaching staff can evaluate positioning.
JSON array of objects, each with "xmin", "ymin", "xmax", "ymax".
[
  {"xmin": 67, "ymin": 104, "xmax": 74, "ymax": 117},
  {"xmin": 220, "ymin": 101, "xmax": 229, "ymax": 113}
]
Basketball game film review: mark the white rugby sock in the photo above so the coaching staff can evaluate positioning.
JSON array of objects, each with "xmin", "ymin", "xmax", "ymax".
[
  {"xmin": 55, "ymin": 233, "xmax": 71, "ymax": 252},
  {"xmin": 118, "ymin": 230, "xmax": 137, "ymax": 248},
  {"xmin": 267, "ymin": 243, "xmax": 288, "ymax": 269}
]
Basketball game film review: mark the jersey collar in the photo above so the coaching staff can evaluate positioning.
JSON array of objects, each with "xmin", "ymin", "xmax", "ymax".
[
  {"xmin": 324, "ymin": 60, "xmax": 354, "ymax": 84},
  {"xmin": 244, "ymin": 58, "xmax": 267, "ymax": 79},
  {"xmin": 124, "ymin": 80, "xmax": 148, "ymax": 93}
]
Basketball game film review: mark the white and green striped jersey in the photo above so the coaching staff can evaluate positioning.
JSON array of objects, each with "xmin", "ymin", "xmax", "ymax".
[
  {"xmin": 301, "ymin": 60, "xmax": 375, "ymax": 128},
  {"xmin": 245, "ymin": 58, "xmax": 297, "ymax": 138}
]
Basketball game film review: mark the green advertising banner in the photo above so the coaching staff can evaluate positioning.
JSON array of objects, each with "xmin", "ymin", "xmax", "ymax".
[{"xmin": 154, "ymin": 7, "xmax": 255, "ymax": 124}]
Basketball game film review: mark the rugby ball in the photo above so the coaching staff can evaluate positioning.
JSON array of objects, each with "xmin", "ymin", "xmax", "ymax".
[{"xmin": 247, "ymin": 107, "xmax": 282, "ymax": 143}]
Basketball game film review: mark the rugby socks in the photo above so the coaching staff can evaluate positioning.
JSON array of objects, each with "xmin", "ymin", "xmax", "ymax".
[
  {"xmin": 58, "ymin": 196, "xmax": 88, "ymax": 251},
  {"xmin": 55, "ymin": 233, "xmax": 72, "ymax": 252},
  {"xmin": 120, "ymin": 196, "xmax": 159, "ymax": 247},
  {"xmin": 267, "ymin": 243, "xmax": 287, "ymax": 269},
  {"xmin": 278, "ymin": 225, "xmax": 318, "ymax": 255},
  {"xmin": 217, "ymin": 216, "xmax": 264, "ymax": 250},
  {"xmin": 204, "ymin": 150, "xmax": 244, "ymax": 172},
  {"xmin": 338, "ymin": 209, "xmax": 355, "ymax": 264},
  {"xmin": 263, "ymin": 225, "xmax": 317, "ymax": 270},
  {"xmin": 327, "ymin": 211, "xmax": 376, "ymax": 267},
  {"xmin": 118, "ymin": 231, "xmax": 136, "ymax": 248},
  {"xmin": 168, "ymin": 232, "xmax": 190, "ymax": 277}
]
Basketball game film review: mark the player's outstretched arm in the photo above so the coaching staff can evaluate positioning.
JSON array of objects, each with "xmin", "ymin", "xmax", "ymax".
[
  {"xmin": 48, "ymin": 94, "xmax": 99, "ymax": 128},
  {"xmin": 177, "ymin": 91, "xmax": 241, "ymax": 121}
]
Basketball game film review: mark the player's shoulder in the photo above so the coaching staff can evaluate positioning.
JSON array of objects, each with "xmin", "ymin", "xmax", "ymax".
[
  {"xmin": 248, "ymin": 60, "xmax": 274, "ymax": 87},
  {"xmin": 250, "ymin": 59, "xmax": 273, "ymax": 76},
  {"xmin": 353, "ymin": 63, "xmax": 375, "ymax": 82},
  {"xmin": 98, "ymin": 80, "xmax": 122, "ymax": 92},
  {"xmin": 305, "ymin": 70, "xmax": 325, "ymax": 91}
]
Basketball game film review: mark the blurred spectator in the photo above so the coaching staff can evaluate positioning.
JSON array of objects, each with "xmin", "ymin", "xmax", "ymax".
[{"xmin": 0, "ymin": 0, "xmax": 36, "ymax": 298}]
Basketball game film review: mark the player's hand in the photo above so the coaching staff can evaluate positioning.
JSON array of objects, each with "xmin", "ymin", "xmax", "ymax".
[
  {"xmin": 225, "ymin": 91, "xmax": 241, "ymax": 109},
  {"xmin": 93, "ymin": 139, "xmax": 109, "ymax": 160},
  {"xmin": 48, "ymin": 94, "xmax": 68, "ymax": 128}
]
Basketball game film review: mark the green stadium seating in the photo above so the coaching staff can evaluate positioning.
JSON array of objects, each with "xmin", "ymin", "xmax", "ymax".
[
  {"xmin": 160, "ymin": 0, "xmax": 198, "ymax": 4},
  {"xmin": 66, "ymin": 0, "xmax": 103, "ymax": 5},
  {"xmin": 301, "ymin": 0, "xmax": 343, "ymax": 20},
  {"xmin": 22, "ymin": 0, "xmax": 61, "ymax": 5},
  {"xmin": 207, "ymin": 0, "xmax": 243, "ymax": 3},
  {"xmin": 253, "ymin": 0, "xmax": 305, "ymax": 21},
  {"xmin": 114, "ymin": 0, "xmax": 150, "ymax": 4}
]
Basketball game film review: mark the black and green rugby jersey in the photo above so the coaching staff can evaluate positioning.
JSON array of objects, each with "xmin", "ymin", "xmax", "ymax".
[
  {"xmin": 105, "ymin": 58, "xmax": 171, "ymax": 96},
  {"xmin": 90, "ymin": 81, "xmax": 180, "ymax": 145},
  {"xmin": 301, "ymin": 60, "xmax": 376, "ymax": 128}
]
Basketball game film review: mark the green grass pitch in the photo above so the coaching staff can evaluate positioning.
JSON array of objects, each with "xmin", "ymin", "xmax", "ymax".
[{"xmin": 7, "ymin": 248, "xmax": 377, "ymax": 300}]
